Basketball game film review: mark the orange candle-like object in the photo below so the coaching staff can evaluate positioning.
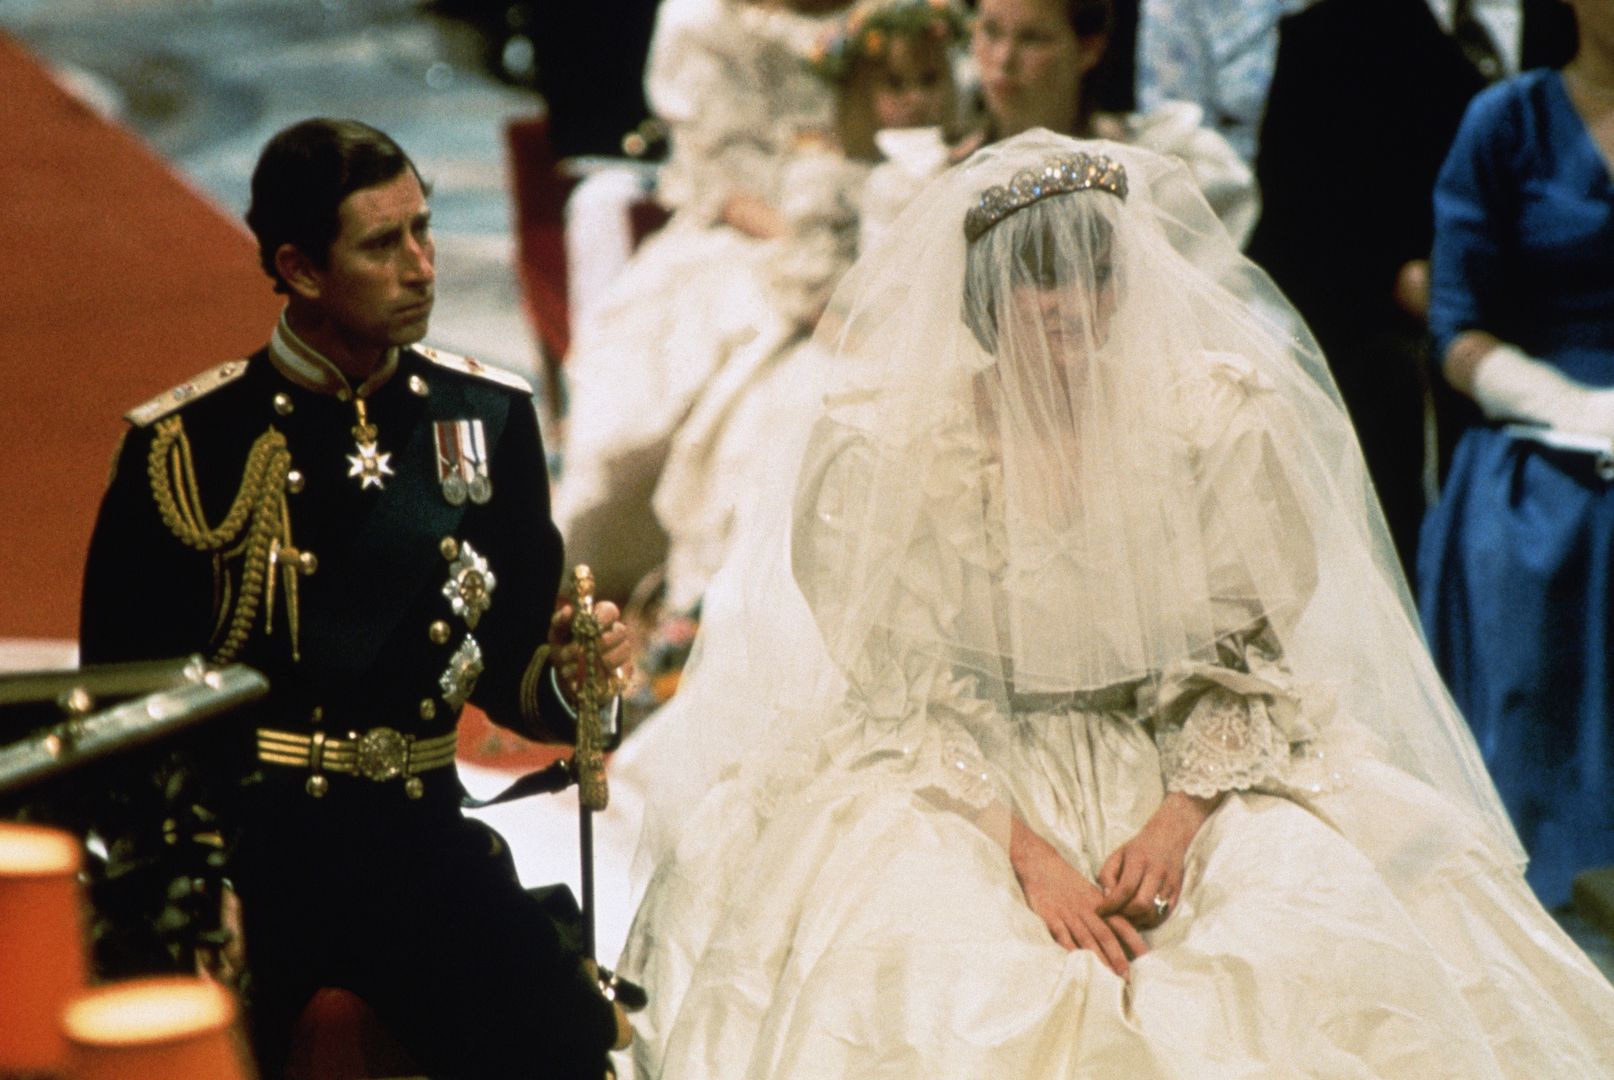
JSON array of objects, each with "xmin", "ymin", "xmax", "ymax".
[
  {"xmin": 0, "ymin": 822, "xmax": 87, "ymax": 1074},
  {"xmin": 62, "ymin": 976, "xmax": 255, "ymax": 1080}
]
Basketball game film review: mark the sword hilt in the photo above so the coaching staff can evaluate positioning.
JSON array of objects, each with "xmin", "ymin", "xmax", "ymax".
[{"xmin": 570, "ymin": 565, "xmax": 609, "ymax": 812}]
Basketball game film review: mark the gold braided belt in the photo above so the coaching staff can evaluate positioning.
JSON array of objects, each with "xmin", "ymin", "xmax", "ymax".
[{"xmin": 256, "ymin": 727, "xmax": 458, "ymax": 800}]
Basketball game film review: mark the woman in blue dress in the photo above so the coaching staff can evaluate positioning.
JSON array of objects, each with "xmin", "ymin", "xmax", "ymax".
[{"xmin": 1420, "ymin": 0, "xmax": 1614, "ymax": 908}]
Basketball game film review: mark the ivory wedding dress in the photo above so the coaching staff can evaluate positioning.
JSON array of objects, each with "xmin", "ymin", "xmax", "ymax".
[{"xmin": 617, "ymin": 131, "xmax": 1614, "ymax": 1078}]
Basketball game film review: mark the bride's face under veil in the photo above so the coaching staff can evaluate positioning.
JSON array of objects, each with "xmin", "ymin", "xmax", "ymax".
[
  {"xmin": 967, "ymin": 206, "xmax": 1123, "ymax": 533},
  {"xmin": 630, "ymin": 131, "xmax": 1528, "ymax": 893},
  {"xmin": 953, "ymin": 175, "xmax": 1263, "ymax": 692}
]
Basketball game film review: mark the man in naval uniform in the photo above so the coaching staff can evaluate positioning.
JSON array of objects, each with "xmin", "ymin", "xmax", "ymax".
[{"xmin": 79, "ymin": 118, "xmax": 632, "ymax": 1079}]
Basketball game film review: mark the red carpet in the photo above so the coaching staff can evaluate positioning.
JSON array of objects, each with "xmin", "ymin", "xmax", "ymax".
[{"xmin": 0, "ymin": 35, "xmax": 282, "ymax": 644}]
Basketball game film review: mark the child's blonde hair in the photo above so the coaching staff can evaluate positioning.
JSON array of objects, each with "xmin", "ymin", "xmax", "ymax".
[{"xmin": 808, "ymin": 0, "xmax": 967, "ymax": 160}]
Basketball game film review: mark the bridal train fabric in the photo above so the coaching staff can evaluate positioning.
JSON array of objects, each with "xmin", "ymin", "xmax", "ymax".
[{"xmin": 616, "ymin": 131, "xmax": 1614, "ymax": 1078}]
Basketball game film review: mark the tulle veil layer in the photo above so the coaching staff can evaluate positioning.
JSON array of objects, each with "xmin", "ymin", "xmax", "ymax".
[{"xmin": 630, "ymin": 129, "xmax": 1525, "ymax": 891}]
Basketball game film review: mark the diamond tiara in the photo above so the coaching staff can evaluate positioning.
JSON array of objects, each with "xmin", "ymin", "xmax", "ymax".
[{"xmin": 963, "ymin": 152, "xmax": 1128, "ymax": 243}]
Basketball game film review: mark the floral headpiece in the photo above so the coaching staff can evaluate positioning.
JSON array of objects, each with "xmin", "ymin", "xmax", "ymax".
[
  {"xmin": 806, "ymin": 0, "xmax": 969, "ymax": 83},
  {"xmin": 964, "ymin": 152, "xmax": 1129, "ymax": 243}
]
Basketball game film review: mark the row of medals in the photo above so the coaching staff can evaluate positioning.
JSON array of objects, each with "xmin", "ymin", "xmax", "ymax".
[{"xmin": 338, "ymin": 389, "xmax": 491, "ymax": 507}]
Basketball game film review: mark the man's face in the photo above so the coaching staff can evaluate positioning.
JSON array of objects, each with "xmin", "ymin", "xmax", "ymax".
[{"xmin": 307, "ymin": 168, "xmax": 435, "ymax": 351}]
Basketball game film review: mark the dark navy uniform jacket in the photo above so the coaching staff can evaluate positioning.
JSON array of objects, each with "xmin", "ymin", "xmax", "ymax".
[
  {"xmin": 78, "ymin": 339, "xmax": 618, "ymax": 1075},
  {"xmin": 82, "ymin": 343, "xmax": 573, "ymax": 745}
]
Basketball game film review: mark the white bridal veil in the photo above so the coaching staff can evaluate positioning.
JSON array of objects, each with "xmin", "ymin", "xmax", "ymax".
[{"xmin": 630, "ymin": 129, "xmax": 1524, "ymax": 889}]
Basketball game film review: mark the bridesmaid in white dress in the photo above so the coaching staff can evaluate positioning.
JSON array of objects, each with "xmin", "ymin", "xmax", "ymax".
[
  {"xmin": 651, "ymin": 0, "xmax": 969, "ymax": 617},
  {"xmin": 555, "ymin": 0, "xmax": 849, "ymax": 599},
  {"xmin": 616, "ymin": 132, "xmax": 1614, "ymax": 1078}
]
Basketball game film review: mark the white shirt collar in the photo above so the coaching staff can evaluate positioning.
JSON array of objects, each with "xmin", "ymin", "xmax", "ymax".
[{"xmin": 1425, "ymin": 0, "xmax": 1523, "ymax": 78}]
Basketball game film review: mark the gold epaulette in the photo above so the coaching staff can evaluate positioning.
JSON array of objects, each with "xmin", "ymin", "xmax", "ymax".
[
  {"xmin": 412, "ymin": 344, "xmax": 532, "ymax": 394},
  {"xmin": 124, "ymin": 359, "xmax": 251, "ymax": 428}
]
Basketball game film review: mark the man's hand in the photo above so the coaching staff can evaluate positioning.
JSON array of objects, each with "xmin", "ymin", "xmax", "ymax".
[
  {"xmin": 548, "ymin": 600, "xmax": 635, "ymax": 706},
  {"xmin": 1097, "ymin": 791, "xmax": 1222, "ymax": 928},
  {"xmin": 1009, "ymin": 815, "xmax": 1147, "ymax": 978}
]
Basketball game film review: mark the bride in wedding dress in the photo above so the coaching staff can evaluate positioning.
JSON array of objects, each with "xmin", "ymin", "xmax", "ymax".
[{"xmin": 615, "ymin": 130, "xmax": 1614, "ymax": 1078}]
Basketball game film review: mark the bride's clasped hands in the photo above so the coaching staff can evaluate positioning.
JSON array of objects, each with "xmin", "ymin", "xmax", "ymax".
[
  {"xmin": 1009, "ymin": 814, "xmax": 1147, "ymax": 978},
  {"xmin": 1011, "ymin": 789, "xmax": 1225, "ymax": 978},
  {"xmin": 1098, "ymin": 790, "xmax": 1224, "ymax": 929}
]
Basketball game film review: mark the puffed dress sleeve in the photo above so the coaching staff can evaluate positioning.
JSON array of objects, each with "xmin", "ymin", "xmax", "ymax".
[
  {"xmin": 791, "ymin": 414, "xmax": 1013, "ymax": 845},
  {"xmin": 1143, "ymin": 354, "xmax": 1333, "ymax": 799}
]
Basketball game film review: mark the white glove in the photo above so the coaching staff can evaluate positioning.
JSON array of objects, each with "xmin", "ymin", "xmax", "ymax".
[{"xmin": 1468, "ymin": 343, "xmax": 1614, "ymax": 439}]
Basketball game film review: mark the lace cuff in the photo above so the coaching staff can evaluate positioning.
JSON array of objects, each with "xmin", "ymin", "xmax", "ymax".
[
  {"xmin": 1154, "ymin": 683, "xmax": 1291, "ymax": 798},
  {"xmin": 911, "ymin": 711, "xmax": 1012, "ymax": 852},
  {"xmin": 1144, "ymin": 628, "xmax": 1328, "ymax": 798}
]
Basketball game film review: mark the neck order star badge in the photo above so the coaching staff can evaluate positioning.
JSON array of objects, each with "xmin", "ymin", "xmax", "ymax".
[
  {"xmin": 347, "ymin": 440, "xmax": 394, "ymax": 489},
  {"xmin": 346, "ymin": 398, "xmax": 393, "ymax": 490}
]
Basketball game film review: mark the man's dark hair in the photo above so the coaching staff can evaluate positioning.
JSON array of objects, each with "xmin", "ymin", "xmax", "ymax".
[{"xmin": 245, "ymin": 118, "xmax": 423, "ymax": 294}]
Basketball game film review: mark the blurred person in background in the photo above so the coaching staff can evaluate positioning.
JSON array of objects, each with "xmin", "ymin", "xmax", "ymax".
[
  {"xmin": 1248, "ymin": 0, "xmax": 1574, "ymax": 580},
  {"xmin": 639, "ymin": 0, "xmax": 970, "ymax": 704},
  {"xmin": 1135, "ymin": 0, "xmax": 1317, "ymax": 165},
  {"xmin": 1419, "ymin": 0, "xmax": 1614, "ymax": 911},
  {"xmin": 554, "ymin": 0, "xmax": 851, "ymax": 603},
  {"xmin": 962, "ymin": 0, "xmax": 1258, "ymax": 244}
]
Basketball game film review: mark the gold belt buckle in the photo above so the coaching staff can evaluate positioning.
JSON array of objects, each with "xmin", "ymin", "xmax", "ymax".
[{"xmin": 354, "ymin": 726, "xmax": 409, "ymax": 782}]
